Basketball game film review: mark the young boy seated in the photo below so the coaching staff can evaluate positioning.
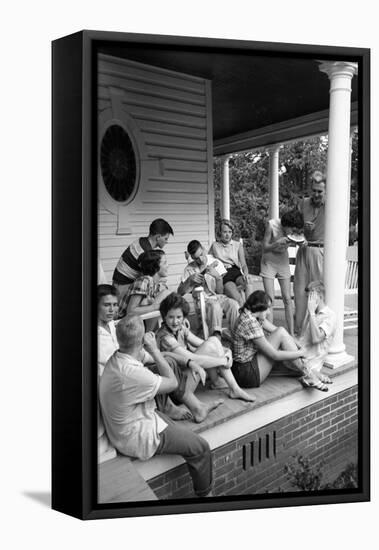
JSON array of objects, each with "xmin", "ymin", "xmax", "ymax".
[
  {"xmin": 112, "ymin": 218, "xmax": 174, "ymax": 299},
  {"xmin": 297, "ymin": 280, "xmax": 336, "ymax": 387},
  {"xmin": 156, "ymin": 293, "xmax": 255, "ymax": 402},
  {"xmin": 99, "ymin": 315, "xmax": 213, "ymax": 497},
  {"xmin": 178, "ymin": 240, "xmax": 240, "ymax": 338},
  {"xmin": 117, "ymin": 249, "xmax": 171, "ymax": 330}
]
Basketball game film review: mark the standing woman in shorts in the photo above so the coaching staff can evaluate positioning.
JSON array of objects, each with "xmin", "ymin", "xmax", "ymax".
[
  {"xmin": 260, "ymin": 209, "xmax": 304, "ymax": 336},
  {"xmin": 209, "ymin": 219, "xmax": 253, "ymax": 306}
]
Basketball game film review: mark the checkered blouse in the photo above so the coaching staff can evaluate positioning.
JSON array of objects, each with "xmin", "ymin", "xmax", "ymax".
[
  {"xmin": 118, "ymin": 275, "xmax": 168, "ymax": 318},
  {"xmin": 232, "ymin": 309, "xmax": 265, "ymax": 363}
]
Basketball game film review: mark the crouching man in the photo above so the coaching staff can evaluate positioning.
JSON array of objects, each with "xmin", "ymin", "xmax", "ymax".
[
  {"xmin": 99, "ymin": 314, "xmax": 213, "ymax": 498},
  {"xmin": 298, "ymin": 280, "xmax": 337, "ymax": 391}
]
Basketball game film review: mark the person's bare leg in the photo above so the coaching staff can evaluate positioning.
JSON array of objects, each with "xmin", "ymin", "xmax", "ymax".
[
  {"xmin": 255, "ymin": 353, "xmax": 275, "ymax": 384},
  {"xmin": 180, "ymin": 369, "xmax": 223, "ymax": 423},
  {"xmin": 197, "ymin": 337, "xmax": 255, "ymax": 401},
  {"xmin": 195, "ymin": 336, "xmax": 228, "ymax": 388},
  {"xmin": 294, "ymin": 255, "xmax": 308, "ymax": 334},
  {"xmin": 218, "ymin": 368, "xmax": 256, "ymax": 402},
  {"xmin": 266, "ymin": 327, "xmax": 309, "ymax": 376},
  {"xmin": 278, "ymin": 277, "xmax": 294, "ymax": 336},
  {"xmin": 262, "ymin": 277, "xmax": 275, "ymax": 323},
  {"xmin": 256, "ymin": 326, "xmax": 303, "ymax": 385},
  {"xmin": 243, "ymin": 274, "xmax": 255, "ymax": 300},
  {"xmin": 224, "ymin": 281, "xmax": 244, "ymax": 306}
]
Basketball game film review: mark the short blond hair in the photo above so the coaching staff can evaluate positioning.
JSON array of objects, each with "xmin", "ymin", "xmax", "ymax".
[
  {"xmin": 116, "ymin": 315, "xmax": 144, "ymax": 348},
  {"xmin": 306, "ymin": 280, "xmax": 325, "ymax": 299}
]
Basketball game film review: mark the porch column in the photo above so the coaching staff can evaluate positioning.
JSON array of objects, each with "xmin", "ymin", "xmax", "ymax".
[
  {"xmin": 319, "ymin": 61, "xmax": 358, "ymax": 368},
  {"xmin": 221, "ymin": 155, "xmax": 231, "ymax": 220},
  {"xmin": 268, "ymin": 145, "xmax": 280, "ymax": 219}
]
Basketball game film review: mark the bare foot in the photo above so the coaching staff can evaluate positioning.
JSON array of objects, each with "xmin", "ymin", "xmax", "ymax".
[
  {"xmin": 227, "ymin": 388, "xmax": 256, "ymax": 402},
  {"xmin": 193, "ymin": 399, "xmax": 224, "ymax": 423},
  {"xmin": 168, "ymin": 405, "xmax": 193, "ymax": 421}
]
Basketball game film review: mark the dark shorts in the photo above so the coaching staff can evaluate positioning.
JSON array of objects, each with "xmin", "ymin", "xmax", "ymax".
[
  {"xmin": 149, "ymin": 356, "xmax": 187, "ymax": 403},
  {"xmin": 232, "ymin": 356, "xmax": 261, "ymax": 388},
  {"xmin": 223, "ymin": 265, "xmax": 243, "ymax": 284}
]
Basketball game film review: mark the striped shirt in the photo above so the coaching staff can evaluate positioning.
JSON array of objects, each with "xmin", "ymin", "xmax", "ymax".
[{"xmin": 113, "ymin": 237, "xmax": 153, "ymax": 285}]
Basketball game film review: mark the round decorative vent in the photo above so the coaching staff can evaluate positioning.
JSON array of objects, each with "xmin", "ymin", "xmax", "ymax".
[{"xmin": 100, "ymin": 124, "xmax": 137, "ymax": 203}]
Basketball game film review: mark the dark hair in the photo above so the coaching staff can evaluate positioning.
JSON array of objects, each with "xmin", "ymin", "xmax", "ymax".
[
  {"xmin": 187, "ymin": 239, "xmax": 202, "ymax": 256},
  {"xmin": 281, "ymin": 209, "xmax": 304, "ymax": 230},
  {"xmin": 149, "ymin": 218, "xmax": 174, "ymax": 237},
  {"xmin": 159, "ymin": 292, "xmax": 190, "ymax": 319},
  {"xmin": 138, "ymin": 249, "xmax": 165, "ymax": 276},
  {"xmin": 97, "ymin": 284, "xmax": 117, "ymax": 304},
  {"xmin": 241, "ymin": 290, "xmax": 272, "ymax": 313}
]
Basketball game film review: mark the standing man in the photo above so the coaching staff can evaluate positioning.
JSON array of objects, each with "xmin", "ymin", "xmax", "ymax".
[
  {"xmin": 294, "ymin": 171, "xmax": 326, "ymax": 334},
  {"xmin": 112, "ymin": 218, "xmax": 174, "ymax": 299}
]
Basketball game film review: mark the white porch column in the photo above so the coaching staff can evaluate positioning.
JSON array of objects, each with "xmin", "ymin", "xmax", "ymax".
[
  {"xmin": 268, "ymin": 145, "xmax": 280, "ymax": 219},
  {"xmin": 319, "ymin": 61, "xmax": 358, "ymax": 368},
  {"xmin": 221, "ymin": 155, "xmax": 231, "ymax": 219}
]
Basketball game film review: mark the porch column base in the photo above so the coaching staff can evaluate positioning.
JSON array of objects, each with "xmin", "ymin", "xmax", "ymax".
[{"xmin": 324, "ymin": 351, "xmax": 355, "ymax": 369}]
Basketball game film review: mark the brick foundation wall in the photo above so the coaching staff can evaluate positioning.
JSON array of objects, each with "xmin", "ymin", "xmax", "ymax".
[{"xmin": 148, "ymin": 386, "xmax": 358, "ymax": 499}]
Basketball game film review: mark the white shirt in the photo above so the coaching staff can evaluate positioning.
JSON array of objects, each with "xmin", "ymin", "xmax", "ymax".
[
  {"xmin": 99, "ymin": 351, "xmax": 167, "ymax": 460},
  {"xmin": 182, "ymin": 254, "xmax": 226, "ymax": 296},
  {"xmin": 98, "ymin": 321, "xmax": 118, "ymax": 377},
  {"xmin": 299, "ymin": 305, "xmax": 336, "ymax": 371}
]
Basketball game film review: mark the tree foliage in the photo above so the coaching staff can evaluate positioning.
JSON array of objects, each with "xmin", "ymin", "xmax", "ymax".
[{"xmin": 213, "ymin": 131, "xmax": 358, "ymax": 273}]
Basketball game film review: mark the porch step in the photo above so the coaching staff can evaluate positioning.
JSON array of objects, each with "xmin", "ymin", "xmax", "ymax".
[{"xmin": 98, "ymin": 455, "xmax": 158, "ymax": 503}]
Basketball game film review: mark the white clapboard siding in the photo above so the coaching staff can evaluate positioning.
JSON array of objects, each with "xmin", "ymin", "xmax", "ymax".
[{"xmin": 97, "ymin": 53, "xmax": 214, "ymax": 288}]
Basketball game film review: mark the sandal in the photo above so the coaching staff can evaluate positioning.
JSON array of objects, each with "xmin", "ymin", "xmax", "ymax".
[{"xmin": 300, "ymin": 376, "xmax": 329, "ymax": 392}]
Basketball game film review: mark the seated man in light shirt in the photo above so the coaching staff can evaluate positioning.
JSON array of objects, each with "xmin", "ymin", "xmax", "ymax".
[
  {"xmin": 178, "ymin": 240, "xmax": 239, "ymax": 339},
  {"xmin": 99, "ymin": 315, "xmax": 213, "ymax": 497}
]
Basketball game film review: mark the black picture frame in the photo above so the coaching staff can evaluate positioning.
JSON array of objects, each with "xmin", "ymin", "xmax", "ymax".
[{"xmin": 52, "ymin": 30, "xmax": 370, "ymax": 520}]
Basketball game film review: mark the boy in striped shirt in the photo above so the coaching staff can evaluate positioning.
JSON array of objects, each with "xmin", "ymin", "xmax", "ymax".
[{"xmin": 112, "ymin": 218, "xmax": 174, "ymax": 299}]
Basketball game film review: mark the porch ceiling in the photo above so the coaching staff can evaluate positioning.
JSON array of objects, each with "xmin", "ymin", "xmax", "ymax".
[{"xmin": 97, "ymin": 37, "xmax": 358, "ymax": 146}]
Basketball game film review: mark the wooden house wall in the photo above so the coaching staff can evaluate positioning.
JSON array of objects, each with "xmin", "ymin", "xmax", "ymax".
[{"xmin": 97, "ymin": 53, "xmax": 214, "ymax": 290}]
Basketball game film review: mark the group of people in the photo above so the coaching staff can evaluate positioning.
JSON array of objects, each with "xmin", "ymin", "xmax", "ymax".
[{"xmin": 98, "ymin": 170, "xmax": 336, "ymax": 497}]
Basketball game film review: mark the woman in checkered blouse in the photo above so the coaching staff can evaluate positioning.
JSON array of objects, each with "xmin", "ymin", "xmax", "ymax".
[
  {"xmin": 231, "ymin": 290, "xmax": 308, "ymax": 388},
  {"xmin": 117, "ymin": 249, "xmax": 171, "ymax": 330}
]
